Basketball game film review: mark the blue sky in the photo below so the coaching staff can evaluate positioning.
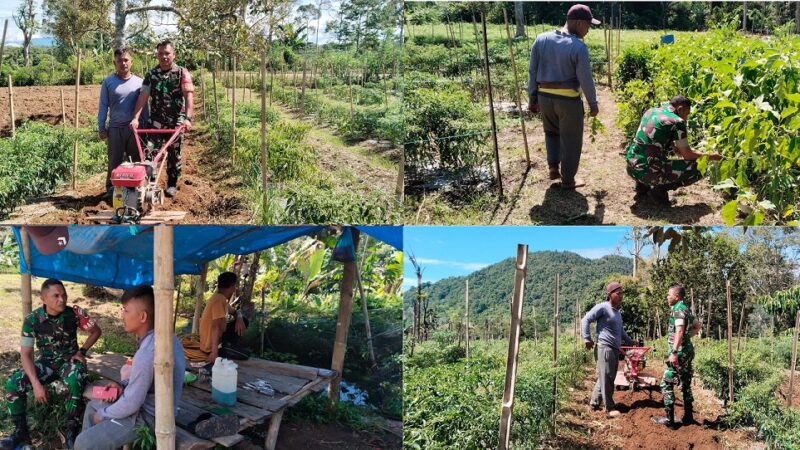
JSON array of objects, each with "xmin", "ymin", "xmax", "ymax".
[
  {"xmin": 0, "ymin": 0, "xmax": 340, "ymax": 46},
  {"xmin": 403, "ymin": 226, "xmax": 647, "ymax": 288}
]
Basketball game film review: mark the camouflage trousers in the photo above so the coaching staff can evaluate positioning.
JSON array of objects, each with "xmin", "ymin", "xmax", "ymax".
[
  {"xmin": 626, "ymin": 144, "xmax": 702, "ymax": 188},
  {"xmin": 660, "ymin": 345, "xmax": 694, "ymax": 412},
  {"xmin": 145, "ymin": 116, "xmax": 183, "ymax": 186},
  {"xmin": 4, "ymin": 358, "xmax": 86, "ymax": 418}
]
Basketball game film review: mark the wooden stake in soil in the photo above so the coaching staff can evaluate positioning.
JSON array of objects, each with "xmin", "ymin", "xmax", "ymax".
[
  {"xmin": 726, "ymin": 280, "xmax": 734, "ymax": 405},
  {"xmin": 329, "ymin": 229, "xmax": 360, "ymax": 404},
  {"xmin": 553, "ymin": 273, "xmax": 560, "ymax": 429},
  {"xmin": 690, "ymin": 288, "xmax": 695, "ymax": 315},
  {"xmin": 260, "ymin": 50, "xmax": 269, "ymax": 212},
  {"xmin": 20, "ymin": 227, "xmax": 32, "ymax": 318},
  {"xmin": 497, "ymin": 244, "xmax": 528, "ymax": 450},
  {"xmin": 232, "ymin": 55, "xmax": 237, "ymax": 161},
  {"xmin": 465, "ymin": 278, "xmax": 470, "ymax": 358},
  {"xmin": 503, "ymin": 9, "xmax": 530, "ymax": 167},
  {"xmin": 7, "ymin": 75, "xmax": 14, "ymax": 137},
  {"xmin": 60, "ymin": 89, "xmax": 66, "ymax": 125},
  {"xmin": 191, "ymin": 263, "xmax": 208, "ymax": 334},
  {"xmin": 153, "ymin": 225, "xmax": 176, "ymax": 448},
  {"xmin": 737, "ymin": 298, "xmax": 746, "ymax": 351},
  {"xmin": 706, "ymin": 297, "xmax": 713, "ymax": 343},
  {"xmin": 355, "ymin": 235, "xmax": 376, "ymax": 369},
  {"xmin": 72, "ymin": 49, "xmax": 82, "ymax": 190},
  {"xmin": 0, "ymin": 19, "xmax": 7, "ymax": 81},
  {"xmin": 481, "ymin": 11, "xmax": 503, "ymax": 197},
  {"xmin": 212, "ymin": 59, "xmax": 220, "ymax": 125},
  {"xmin": 200, "ymin": 67, "xmax": 207, "ymax": 119},
  {"xmin": 789, "ymin": 308, "xmax": 799, "ymax": 408}
]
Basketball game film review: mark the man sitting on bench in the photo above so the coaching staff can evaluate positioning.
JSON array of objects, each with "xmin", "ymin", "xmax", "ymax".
[
  {"xmin": 199, "ymin": 272, "xmax": 250, "ymax": 365},
  {"xmin": 74, "ymin": 285, "xmax": 185, "ymax": 450}
]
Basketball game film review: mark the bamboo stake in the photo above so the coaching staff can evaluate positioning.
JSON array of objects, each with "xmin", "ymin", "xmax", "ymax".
[
  {"xmin": 191, "ymin": 263, "xmax": 208, "ymax": 334},
  {"xmin": 20, "ymin": 227, "xmax": 32, "ymax": 318},
  {"xmin": 706, "ymin": 297, "xmax": 713, "ymax": 342},
  {"xmin": 465, "ymin": 278, "xmax": 470, "ymax": 358},
  {"xmin": 690, "ymin": 288, "xmax": 695, "ymax": 316},
  {"xmin": 605, "ymin": 22, "xmax": 612, "ymax": 88},
  {"xmin": 726, "ymin": 280, "xmax": 734, "ymax": 405},
  {"xmin": 481, "ymin": 11, "xmax": 503, "ymax": 197},
  {"xmin": 72, "ymin": 49, "xmax": 82, "ymax": 190},
  {"xmin": 60, "ymin": 89, "xmax": 66, "ymax": 125},
  {"xmin": 259, "ymin": 288, "xmax": 266, "ymax": 357},
  {"xmin": 355, "ymin": 235, "xmax": 376, "ymax": 369},
  {"xmin": 212, "ymin": 59, "xmax": 220, "ymax": 125},
  {"xmin": 737, "ymin": 299, "xmax": 746, "ymax": 351},
  {"xmin": 172, "ymin": 276, "xmax": 183, "ymax": 331},
  {"xmin": 574, "ymin": 298, "xmax": 579, "ymax": 366},
  {"xmin": 154, "ymin": 225, "xmax": 176, "ymax": 449},
  {"xmin": 232, "ymin": 55, "xmax": 237, "ymax": 161},
  {"xmin": 0, "ymin": 20, "xmax": 7, "ymax": 82},
  {"xmin": 789, "ymin": 309, "xmax": 799, "ymax": 408},
  {"xmin": 532, "ymin": 302, "xmax": 537, "ymax": 342},
  {"xmin": 503, "ymin": 9, "xmax": 530, "ymax": 167},
  {"xmin": 7, "ymin": 75, "xmax": 14, "ymax": 137},
  {"xmin": 200, "ymin": 67, "xmax": 207, "ymax": 119},
  {"xmin": 498, "ymin": 244, "xmax": 528, "ymax": 450},
  {"xmin": 329, "ymin": 229, "xmax": 359, "ymax": 404},
  {"xmin": 260, "ymin": 51, "xmax": 268, "ymax": 212},
  {"xmin": 553, "ymin": 273, "xmax": 560, "ymax": 430}
]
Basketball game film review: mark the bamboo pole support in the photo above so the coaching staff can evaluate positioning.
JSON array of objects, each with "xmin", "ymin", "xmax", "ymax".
[
  {"xmin": 232, "ymin": 55, "xmax": 237, "ymax": 161},
  {"xmin": 503, "ymin": 9, "xmax": 530, "ymax": 167},
  {"xmin": 172, "ymin": 276, "xmax": 183, "ymax": 331},
  {"xmin": 481, "ymin": 11, "xmax": 503, "ymax": 197},
  {"xmin": 8, "ymin": 75, "xmax": 14, "ymax": 137},
  {"xmin": 553, "ymin": 273, "xmax": 560, "ymax": 430},
  {"xmin": 212, "ymin": 59, "xmax": 220, "ymax": 125},
  {"xmin": 706, "ymin": 297, "xmax": 713, "ymax": 342},
  {"xmin": 154, "ymin": 225, "xmax": 176, "ymax": 449},
  {"xmin": 465, "ymin": 278, "xmax": 469, "ymax": 359},
  {"xmin": 20, "ymin": 227, "xmax": 32, "ymax": 318},
  {"xmin": 60, "ymin": 89, "xmax": 66, "ymax": 125},
  {"xmin": 72, "ymin": 49, "xmax": 82, "ymax": 190},
  {"xmin": 532, "ymin": 302, "xmax": 537, "ymax": 342},
  {"xmin": 498, "ymin": 244, "xmax": 528, "ymax": 450},
  {"xmin": 726, "ymin": 280, "xmax": 734, "ymax": 405},
  {"xmin": 690, "ymin": 288, "xmax": 695, "ymax": 315},
  {"xmin": 355, "ymin": 235, "xmax": 376, "ymax": 369},
  {"xmin": 200, "ymin": 67, "xmax": 207, "ymax": 119},
  {"xmin": 191, "ymin": 263, "xmax": 208, "ymax": 334},
  {"xmin": 329, "ymin": 229, "xmax": 359, "ymax": 404},
  {"xmin": 0, "ymin": 19, "xmax": 7, "ymax": 81},
  {"xmin": 737, "ymin": 299, "xmax": 746, "ymax": 351},
  {"xmin": 789, "ymin": 309, "xmax": 799, "ymax": 408},
  {"xmin": 260, "ymin": 50, "xmax": 269, "ymax": 211}
]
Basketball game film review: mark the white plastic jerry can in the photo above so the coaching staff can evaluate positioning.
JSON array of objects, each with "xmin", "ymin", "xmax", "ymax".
[{"xmin": 211, "ymin": 357, "xmax": 238, "ymax": 406}]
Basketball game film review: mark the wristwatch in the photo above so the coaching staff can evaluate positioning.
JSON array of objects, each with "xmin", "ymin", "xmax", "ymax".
[{"xmin": 79, "ymin": 348, "xmax": 89, "ymax": 357}]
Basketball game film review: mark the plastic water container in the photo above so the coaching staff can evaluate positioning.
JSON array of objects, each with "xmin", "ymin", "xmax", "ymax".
[
  {"xmin": 211, "ymin": 357, "xmax": 238, "ymax": 406},
  {"xmin": 120, "ymin": 357, "xmax": 133, "ymax": 382},
  {"xmin": 660, "ymin": 34, "xmax": 674, "ymax": 44}
]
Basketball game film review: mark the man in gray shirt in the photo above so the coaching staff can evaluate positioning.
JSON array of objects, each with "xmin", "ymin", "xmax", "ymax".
[
  {"xmin": 527, "ymin": 4, "xmax": 600, "ymax": 189},
  {"xmin": 75, "ymin": 285, "xmax": 184, "ymax": 450},
  {"xmin": 581, "ymin": 281, "xmax": 635, "ymax": 418},
  {"xmin": 98, "ymin": 47, "xmax": 148, "ymax": 198}
]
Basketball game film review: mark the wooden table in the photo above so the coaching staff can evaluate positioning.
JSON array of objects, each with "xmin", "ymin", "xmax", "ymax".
[{"xmin": 85, "ymin": 353, "xmax": 336, "ymax": 450}]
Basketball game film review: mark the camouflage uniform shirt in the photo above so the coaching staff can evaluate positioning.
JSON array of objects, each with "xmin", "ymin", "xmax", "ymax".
[
  {"xmin": 141, "ymin": 64, "xmax": 194, "ymax": 127},
  {"xmin": 21, "ymin": 306, "xmax": 96, "ymax": 360}
]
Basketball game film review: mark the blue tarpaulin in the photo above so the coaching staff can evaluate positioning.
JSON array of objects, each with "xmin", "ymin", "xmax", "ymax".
[{"xmin": 13, "ymin": 225, "xmax": 402, "ymax": 290}]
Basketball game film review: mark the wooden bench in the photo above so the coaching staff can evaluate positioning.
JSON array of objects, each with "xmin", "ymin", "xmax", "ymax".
[{"xmin": 85, "ymin": 353, "xmax": 336, "ymax": 450}]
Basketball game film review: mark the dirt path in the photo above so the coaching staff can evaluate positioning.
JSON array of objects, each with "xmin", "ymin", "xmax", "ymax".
[{"xmin": 547, "ymin": 360, "xmax": 764, "ymax": 450}]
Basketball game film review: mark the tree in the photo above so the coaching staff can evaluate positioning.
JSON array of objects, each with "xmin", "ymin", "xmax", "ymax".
[
  {"xmin": 513, "ymin": 1, "xmax": 525, "ymax": 38},
  {"xmin": 13, "ymin": 0, "xmax": 38, "ymax": 66},
  {"xmin": 328, "ymin": 0, "xmax": 394, "ymax": 52},
  {"xmin": 42, "ymin": 0, "xmax": 111, "ymax": 50},
  {"xmin": 113, "ymin": 0, "xmax": 185, "ymax": 50}
]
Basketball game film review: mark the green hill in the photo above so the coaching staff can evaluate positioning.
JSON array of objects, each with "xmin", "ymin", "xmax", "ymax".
[{"xmin": 404, "ymin": 251, "xmax": 632, "ymax": 325}]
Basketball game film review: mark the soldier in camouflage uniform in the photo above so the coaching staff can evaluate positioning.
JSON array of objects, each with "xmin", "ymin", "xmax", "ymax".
[
  {"xmin": 1, "ymin": 279, "xmax": 102, "ymax": 450},
  {"xmin": 130, "ymin": 39, "xmax": 195, "ymax": 198},
  {"xmin": 653, "ymin": 284, "xmax": 701, "ymax": 429},
  {"xmin": 625, "ymin": 95, "xmax": 722, "ymax": 206}
]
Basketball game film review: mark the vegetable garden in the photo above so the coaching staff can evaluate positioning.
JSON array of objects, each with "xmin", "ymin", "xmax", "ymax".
[
  {"xmin": 403, "ymin": 2, "xmax": 800, "ymax": 226},
  {"xmin": 403, "ymin": 226, "xmax": 800, "ymax": 449}
]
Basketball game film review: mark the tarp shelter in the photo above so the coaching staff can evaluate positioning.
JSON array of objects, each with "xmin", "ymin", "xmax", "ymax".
[{"xmin": 12, "ymin": 224, "xmax": 402, "ymax": 449}]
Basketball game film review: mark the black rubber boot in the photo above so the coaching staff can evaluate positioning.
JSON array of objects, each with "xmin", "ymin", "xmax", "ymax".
[
  {"xmin": 0, "ymin": 415, "xmax": 30, "ymax": 449},
  {"xmin": 648, "ymin": 186, "xmax": 674, "ymax": 206},
  {"xmin": 652, "ymin": 407, "xmax": 677, "ymax": 429},
  {"xmin": 634, "ymin": 181, "xmax": 651, "ymax": 197},
  {"xmin": 63, "ymin": 418, "xmax": 79, "ymax": 450},
  {"xmin": 680, "ymin": 403, "xmax": 696, "ymax": 425}
]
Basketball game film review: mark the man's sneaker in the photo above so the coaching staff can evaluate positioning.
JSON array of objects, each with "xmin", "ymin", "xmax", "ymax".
[
  {"xmin": 165, "ymin": 186, "xmax": 177, "ymax": 198},
  {"xmin": 607, "ymin": 409, "xmax": 621, "ymax": 418}
]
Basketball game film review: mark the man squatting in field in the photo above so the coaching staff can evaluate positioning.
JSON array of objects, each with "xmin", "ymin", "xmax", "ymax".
[
  {"xmin": 1, "ymin": 279, "xmax": 102, "ymax": 450},
  {"xmin": 653, "ymin": 284, "xmax": 701, "ymax": 429},
  {"xmin": 527, "ymin": 4, "xmax": 600, "ymax": 189},
  {"xmin": 626, "ymin": 96, "xmax": 723, "ymax": 206},
  {"xmin": 130, "ymin": 39, "xmax": 195, "ymax": 198},
  {"xmin": 75, "ymin": 285, "xmax": 186, "ymax": 450},
  {"xmin": 98, "ymin": 46, "xmax": 149, "ymax": 199},
  {"xmin": 581, "ymin": 281, "xmax": 636, "ymax": 418}
]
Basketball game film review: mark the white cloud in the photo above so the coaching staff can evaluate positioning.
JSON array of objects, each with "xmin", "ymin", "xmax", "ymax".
[
  {"xmin": 572, "ymin": 247, "xmax": 617, "ymax": 259},
  {"xmin": 413, "ymin": 257, "xmax": 490, "ymax": 272}
]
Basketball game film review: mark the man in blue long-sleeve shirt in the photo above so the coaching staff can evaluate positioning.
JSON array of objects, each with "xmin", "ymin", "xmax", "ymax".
[
  {"xmin": 75, "ymin": 285, "xmax": 184, "ymax": 450},
  {"xmin": 97, "ymin": 47, "xmax": 148, "ymax": 198},
  {"xmin": 581, "ymin": 281, "xmax": 635, "ymax": 418},
  {"xmin": 527, "ymin": 4, "xmax": 600, "ymax": 189}
]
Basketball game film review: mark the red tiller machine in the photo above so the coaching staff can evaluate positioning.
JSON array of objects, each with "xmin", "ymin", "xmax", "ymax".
[
  {"xmin": 108, "ymin": 125, "xmax": 186, "ymax": 224},
  {"xmin": 615, "ymin": 345, "xmax": 658, "ymax": 391}
]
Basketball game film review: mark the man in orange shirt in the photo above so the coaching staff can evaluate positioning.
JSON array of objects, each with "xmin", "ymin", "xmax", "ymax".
[{"xmin": 199, "ymin": 272, "xmax": 248, "ymax": 364}]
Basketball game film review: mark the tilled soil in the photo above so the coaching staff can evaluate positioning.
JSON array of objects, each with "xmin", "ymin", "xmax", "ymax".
[
  {"xmin": 546, "ymin": 360, "xmax": 765, "ymax": 450},
  {"xmin": 0, "ymin": 85, "xmax": 101, "ymax": 134}
]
